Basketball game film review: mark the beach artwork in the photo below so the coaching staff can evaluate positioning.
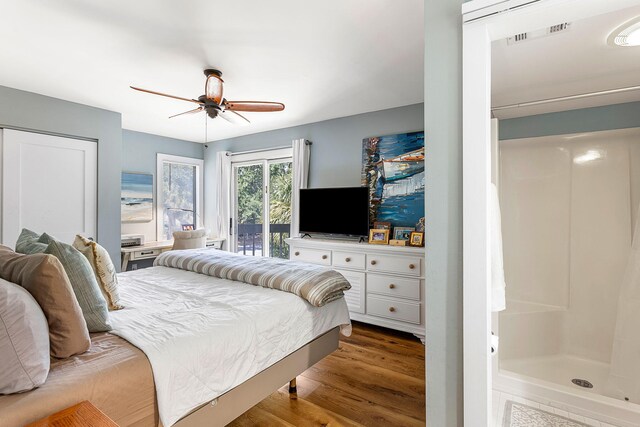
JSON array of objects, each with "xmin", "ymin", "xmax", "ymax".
[
  {"xmin": 121, "ymin": 172, "xmax": 153, "ymax": 222},
  {"xmin": 361, "ymin": 131, "xmax": 425, "ymax": 227}
]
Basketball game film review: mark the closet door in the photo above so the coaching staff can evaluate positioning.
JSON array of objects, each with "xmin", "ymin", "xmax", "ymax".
[{"xmin": 1, "ymin": 129, "xmax": 97, "ymax": 247}]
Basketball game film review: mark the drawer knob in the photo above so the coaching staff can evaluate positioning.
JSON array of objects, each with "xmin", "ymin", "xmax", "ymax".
[
  {"xmin": 389, "ymin": 307, "xmax": 396, "ymax": 312},
  {"xmin": 294, "ymin": 251, "xmax": 300, "ymax": 256},
  {"xmin": 409, "ymin": 263, "xmax": 415, "ymax": 270},
  {"xmin": 370, "ymin": 260, "xmax": 377, "ymax": 265},
  {"xmin": 345, "ymin": 257, "xmax": 351, "ymax": 262},
  {"xmin": 389, "ymin": 284, "xmax": 396, "ymax": 289},
  {"xmin": 322, "ymin": 255, "xmax": 328, "ymax": 260}
]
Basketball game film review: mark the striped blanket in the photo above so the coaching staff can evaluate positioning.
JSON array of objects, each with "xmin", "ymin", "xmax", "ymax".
[{"xmin": 154, "ymin": 249, "xmax": 351, "ymax": 307}]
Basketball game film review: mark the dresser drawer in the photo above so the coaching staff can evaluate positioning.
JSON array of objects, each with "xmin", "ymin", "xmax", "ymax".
[
  {"xmin": 366, "ymin": 254, "xmax": 421, "ymax": 276},
  {"xmin": 290, "ymin": 247, "xmax": 331, "ymax": 266},
  {"xmin": 130, "ymin": 248, "xmax": 162, "ymax": 260},
  {"xmin": 367, "ymin": 295, "xmax": 421, "ymax": 324},
  {"xmin": 367, "ymin": 273, "xmax": 421, "ymax": 301},
  {"xmin": 332, "ymin": 251, "xmax": 366, "ymax": 270}
]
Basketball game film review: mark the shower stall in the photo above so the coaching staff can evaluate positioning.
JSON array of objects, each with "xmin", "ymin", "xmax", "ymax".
[{"xmin": 496, "ymin": 126, "xmax": 640, "ymax": 426}]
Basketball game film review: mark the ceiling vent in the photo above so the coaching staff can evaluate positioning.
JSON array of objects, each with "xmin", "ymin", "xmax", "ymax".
[{"xmin": 507, "ymin": 22, "xmax": 571, "ymax": 45}]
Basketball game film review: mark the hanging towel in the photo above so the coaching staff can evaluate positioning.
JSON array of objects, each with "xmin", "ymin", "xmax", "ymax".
[{"xmin": 491, "ymin": 183, "xmax": 506, "ymax": 312}]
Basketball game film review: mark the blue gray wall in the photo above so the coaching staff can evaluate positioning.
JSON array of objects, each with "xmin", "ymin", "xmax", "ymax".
[
  {"xmin": 499, "ymin": 101, "xmax": 640, "ymax": 140},
  {"xmin": 0, "ymin": 85, "xmax": 122, "ymax": 265},
  {"xmin": 425, "ymin": 0, "xmax": 464, "ymax": 425},
  {"xmin": 203, "ymin": 103, "xmax": 424, "ymax": 230},
  {"xmin": 121, "ymin": 130, "xmax": 204, "ymax": 242}
]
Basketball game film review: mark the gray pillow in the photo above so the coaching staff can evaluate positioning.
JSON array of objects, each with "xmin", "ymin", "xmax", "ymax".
[
  {"xmin": 15, "ymin": 228, "xmax": 46, "ymax": 255},
  {"xmin": 0, "ymin": 278, "xmax": 50, "ymax": 394},
  {"xmin": 39, "ymin": 233, "xmax": 111, "ymax": 332}
]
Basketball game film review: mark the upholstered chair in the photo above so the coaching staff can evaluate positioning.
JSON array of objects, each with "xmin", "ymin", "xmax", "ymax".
[{"xmin": 172, "ymin": 229, "xmax": 207, "ymax": 250}]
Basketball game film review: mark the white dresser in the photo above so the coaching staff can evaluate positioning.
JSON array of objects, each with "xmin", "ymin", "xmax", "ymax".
[{"xmin": 286, "ymin": 237, "xmax": 425, "ymax": 343}]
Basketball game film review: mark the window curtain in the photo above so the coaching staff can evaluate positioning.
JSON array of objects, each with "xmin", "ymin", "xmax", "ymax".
[
  {"xmin": 290, "ymin": 139, "xmax": 310, "ymax": 238},
  {"xmin": 215, "ymin": 151, "xmax": 232, "ymax": 250}
]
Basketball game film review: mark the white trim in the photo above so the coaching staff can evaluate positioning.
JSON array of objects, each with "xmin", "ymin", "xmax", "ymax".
[
  {"xmin": 462, "ymin": 0, "xmax": 540, "ymax": 23},
  {"xmin": 230, "ymin": 147, "xmax": 292, "ymax": 164},
  {"xmin": 463, "ymin": 19, "xmax": 493, "ymax": 427},
  {"xmin": 156, "ymin": 153, "xmax": 204, "ymax": 241},
  {"xmin": 462, "ymin": 0, "xmax": 640, "ymax": 423}
]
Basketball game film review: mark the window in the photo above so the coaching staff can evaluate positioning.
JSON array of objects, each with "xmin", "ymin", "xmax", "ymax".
[
  {"xmin": 230, "ymin": 148, "xmax": 293, "ymax": 258},
  {"xmin": 156, "ymin": 154, "xmax": 204, "ymax": 241}
]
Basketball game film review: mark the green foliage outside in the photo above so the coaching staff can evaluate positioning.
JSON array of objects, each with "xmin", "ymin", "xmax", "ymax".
[{"xmin": 236, "ymin": 162, "xmax": 292, "ymax": 258}]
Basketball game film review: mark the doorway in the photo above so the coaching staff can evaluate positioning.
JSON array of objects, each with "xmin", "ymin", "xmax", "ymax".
[{"xmin": 230, "ymin": 148, "xmax": 293, "ymax": 258}]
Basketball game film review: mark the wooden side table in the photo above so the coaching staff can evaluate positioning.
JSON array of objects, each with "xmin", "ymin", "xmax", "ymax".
[{"xmin": 26, "ymin": 401, "xmax": 119, "ymax": 427}]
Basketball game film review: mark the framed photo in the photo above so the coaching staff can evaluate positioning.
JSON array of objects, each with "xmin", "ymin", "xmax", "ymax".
[
  {"xmin": 181, "ymin": 224, "xmax": 195, "ymax": 231},
  {"xmin": 373, "ymin": 221, "xmax": 391, "ymax": 230},
  {"xmin": 369, "ymin": 229, "xmax": 390, "ymax": 245},
  {"xmin": 409, "ymin": 231, "xmax": 424, "ymax": 247},
  {"xmin": 393, "ymin": 226, "xmax": 415, "ymax": 241}
]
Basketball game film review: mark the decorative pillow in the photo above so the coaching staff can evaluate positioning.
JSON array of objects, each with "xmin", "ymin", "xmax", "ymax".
[
  {"xmin": 73, "ymin": 235, "xmax": 123, "ymax": 310},
  {"xmin": 15, "ymin": 228, "xmax": 46, "ymax": 254},
  {"xmin": 0, "ymin": 278, "xmax": 50, "ymax": 394},
  {"xmin": 0, "ymin": 246, "xmax": 90, "ymax": 358},
  {"xmin": 38, "ymin": 233, "xmax": 112, "ymax": 332}
]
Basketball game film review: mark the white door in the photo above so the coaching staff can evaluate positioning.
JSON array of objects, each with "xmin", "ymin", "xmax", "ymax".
[{"xmin": 0, "ymin": 129, "xmax": 97, "ymax": 247}]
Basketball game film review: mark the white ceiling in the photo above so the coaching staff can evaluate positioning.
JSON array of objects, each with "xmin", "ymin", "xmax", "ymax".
[
  {"xmin": 0, "ymin": 0, "xmax": 424, "ymax": 142},
  {"xmin": 492, "ymin": 5, "xmax": 640, "ymax": 119}
]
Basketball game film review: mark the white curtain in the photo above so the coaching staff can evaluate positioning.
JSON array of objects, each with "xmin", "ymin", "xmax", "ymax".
[
  {"xmin": 290, "ymin": 139, "xmax": 310, "ymax": 238},
  {"xmin": 215, "ymin": 151, "xmax": 232, "ymax": 250},
  {"xmin": 605, "ymin": 201, "xmax": 640, "ymax": 403}
]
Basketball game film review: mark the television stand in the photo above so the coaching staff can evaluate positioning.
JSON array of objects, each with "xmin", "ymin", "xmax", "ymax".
[
  {"xmin": 300, "ymin": 233, "xmax": 312, "ymax": 239},
  {"xmin": 358, "ymin": 236, "xmax": 366, "ymax": 243}
]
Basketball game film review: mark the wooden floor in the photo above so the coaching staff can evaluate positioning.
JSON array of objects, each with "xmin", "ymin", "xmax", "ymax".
[{"xmin": 228, "ymin": 321, "xmax": 425, "ymax": 426}]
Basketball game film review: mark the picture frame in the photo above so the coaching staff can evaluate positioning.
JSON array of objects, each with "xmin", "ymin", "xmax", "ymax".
[
  {"xmin": 393, "ymin": 226, "xmax": 415, "ymax": 241},
  {"xmin": 368, "ymin": 229, "xmax": 390, "ymax": 245},
  {"xmin": 373, "ymin": 221, "xmax": 391, "ymax": 230},
  {"xmin": 121, "ymin": 172, "xmax": 154, "ymax": 223},
  {"xmin": 409, "ymin": 231, "xmax": 424, "ymax": 247}
]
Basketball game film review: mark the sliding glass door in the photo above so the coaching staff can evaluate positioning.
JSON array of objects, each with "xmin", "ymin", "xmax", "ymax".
[{"xmin": 231, "ymin": 154, "xmax": 292, "ymax": 258}]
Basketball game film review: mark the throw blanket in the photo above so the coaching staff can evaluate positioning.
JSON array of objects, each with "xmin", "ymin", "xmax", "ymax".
[{"xmin": 154, "ymin": 248, "xmax": 350, "ymax": 307}]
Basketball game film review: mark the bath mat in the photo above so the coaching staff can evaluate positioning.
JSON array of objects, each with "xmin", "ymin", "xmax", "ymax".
[{"xmin": 502, "ymin": 400, "xmax": 590, "ymax": 427}]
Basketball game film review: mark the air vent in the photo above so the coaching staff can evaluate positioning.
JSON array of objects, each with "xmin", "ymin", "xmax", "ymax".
[
  {"xmin": 507, "ymin": 22, "xmax": 571, "ymax": 45},
  {"xmin": 549, "ymin": 23, "xmax": 570, "ymax": 34}
]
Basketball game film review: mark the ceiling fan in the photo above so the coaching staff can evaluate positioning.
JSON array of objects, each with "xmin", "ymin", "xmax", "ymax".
[{"xmin": 130, "ymin": 69, "xmax": 285, "ymax": 125}]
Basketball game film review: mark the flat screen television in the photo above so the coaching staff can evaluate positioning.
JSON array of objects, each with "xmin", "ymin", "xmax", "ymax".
[{"xmin": 299, "ymin": 187, "xmax": 369, "ymax": 236}]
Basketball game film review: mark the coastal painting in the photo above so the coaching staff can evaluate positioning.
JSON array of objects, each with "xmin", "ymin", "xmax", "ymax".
[
  {"xmin": 361, "ymin": 131, "xmax": 425, "ymax": 227},
  {"xmin": 121, "ymin": 172, "xmax": 153, "ymax": 222}
]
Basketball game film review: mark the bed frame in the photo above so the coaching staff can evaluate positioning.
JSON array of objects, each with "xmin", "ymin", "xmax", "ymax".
[{"xmin": 173, "ymin": 326, "xmax": 340, "ymax": 427}]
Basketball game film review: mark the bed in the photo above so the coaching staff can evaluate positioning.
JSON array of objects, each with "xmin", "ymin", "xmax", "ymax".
[{"xmin": 0, "ymin": 250, "xmax": 351, "ymax": 427}]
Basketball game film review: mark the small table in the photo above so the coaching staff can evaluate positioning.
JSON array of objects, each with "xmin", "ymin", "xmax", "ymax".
[
  {"xmin": 26, "ymin": 401, "xmax": 119, "ymax": 427},
  {"xmin": 121, "ymin": 238, "xmax": 225, "ymax": 271}
]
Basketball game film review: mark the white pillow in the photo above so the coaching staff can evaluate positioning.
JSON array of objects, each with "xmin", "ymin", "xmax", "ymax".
[{"xmin": 0, "ymin": 278, "xmax": 50, "ymax": 394}]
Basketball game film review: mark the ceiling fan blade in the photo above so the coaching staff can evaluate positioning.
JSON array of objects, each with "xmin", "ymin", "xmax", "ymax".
[
  {"xmin": 205, "ymin": 74, "xmax": 224, "ymax": 104},
  {"xmin": 219, "ymin": 108, "xmax": 250, "ymax": 125},
  {"xmin": 169, "ymin": 107, "xmax": 203, "ymax": 119},
  {"xmin": 224, "ymin": 101, "xmax": 285, "ymax": 112},
  {"xmin": 130, "ymin": 86, "xmax": 202, "ymax": 105}
]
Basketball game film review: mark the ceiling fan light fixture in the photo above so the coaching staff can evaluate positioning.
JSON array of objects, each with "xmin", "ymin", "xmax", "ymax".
[
  {"xmin": 205, "ymin": 73, "xmax": 224, "ymax": 104},
  {"xmin": 609, "ymin": 17, "xmax": 640, "ymax": 47}
]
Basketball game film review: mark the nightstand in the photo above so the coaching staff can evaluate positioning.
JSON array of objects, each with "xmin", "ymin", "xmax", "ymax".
[{"xmin": 26, "ymin": 401, "xmax": 118, "ymax": 427}]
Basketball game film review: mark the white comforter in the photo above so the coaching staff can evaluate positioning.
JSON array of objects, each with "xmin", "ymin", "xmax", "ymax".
[{"xmin": 110, "ymin": 266, "xmax": 351, "ymax": 427}]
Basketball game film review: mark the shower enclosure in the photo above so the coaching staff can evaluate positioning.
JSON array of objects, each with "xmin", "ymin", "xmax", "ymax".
[{"xmin": 496, "ymin": 127, "xmax": 640, "ymax": 426}]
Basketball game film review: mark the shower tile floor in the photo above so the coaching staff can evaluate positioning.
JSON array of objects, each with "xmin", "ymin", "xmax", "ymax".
[
  {"xmin": 493, "ymin": 390, "xmax": 620, "ymax": 427},
  {"xmin": 501, "ymin": 354, "xmax": 610, "ymax": 395}
]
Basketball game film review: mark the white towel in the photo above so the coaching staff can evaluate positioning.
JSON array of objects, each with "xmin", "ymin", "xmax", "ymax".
[{"xmin": 491, "ymin": 183, "xmax": 506, "ymax": 312}]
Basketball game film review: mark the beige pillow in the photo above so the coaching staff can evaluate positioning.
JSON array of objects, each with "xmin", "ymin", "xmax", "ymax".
[
  {"xmin": 72, "ymin": 235, "xmax": 123, "ymax": 310},
  {"xmin": 0, "ymin": 278, "xmax": 50, "ymax": 394},
  {"xmin": 0, "ymin": 246, "xmax": 90, "ymax": 358}
]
